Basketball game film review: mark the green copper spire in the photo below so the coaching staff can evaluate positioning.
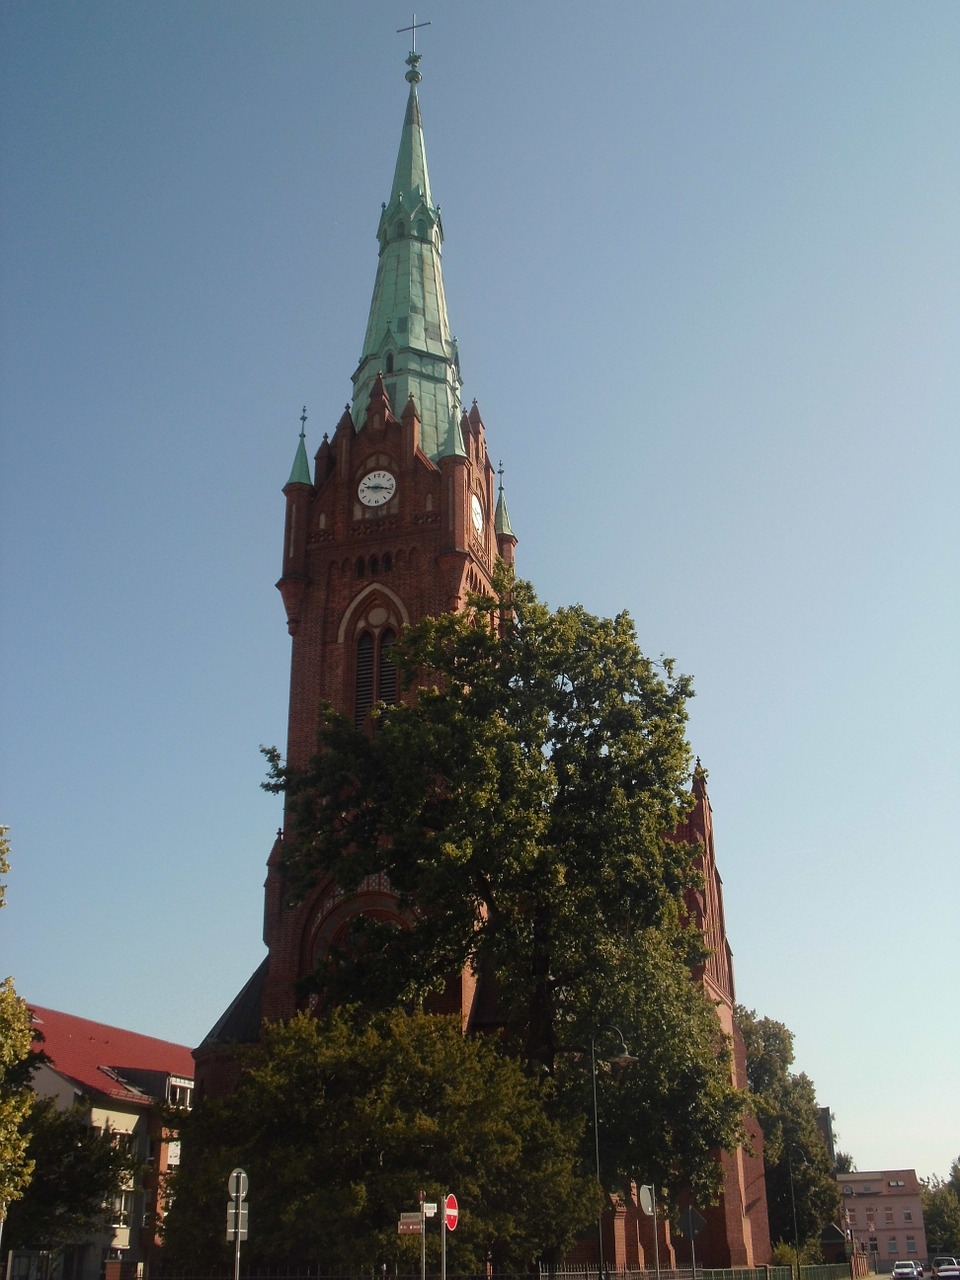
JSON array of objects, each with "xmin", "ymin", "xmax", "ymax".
[
  {"xmin": 287, "ymin": 406, "xmax": 312, "ymax": 485},
  {"xmin": 351, "ymin": 51, "xmax": 463, "ymax": 461}
]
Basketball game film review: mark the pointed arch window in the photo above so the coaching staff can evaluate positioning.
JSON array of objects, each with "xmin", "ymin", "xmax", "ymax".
[
  {"xmin": 355, "ymin": 628, "xmax": 399, "ymax": 727},
  {"xmin": 385, "ymin": 352, "xmax": 395, "ymax": 374}
]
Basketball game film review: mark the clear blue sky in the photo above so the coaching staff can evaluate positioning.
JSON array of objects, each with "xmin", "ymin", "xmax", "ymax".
[{"xmin": 2, "ymin": 1, "xmax": 958, "ymax": 1182}]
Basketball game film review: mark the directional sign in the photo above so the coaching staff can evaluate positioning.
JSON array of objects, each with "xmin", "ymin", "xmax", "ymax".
[
  {"xmin": 226, "ymin": 1202, "xmax": 249, "ymax": 1241},
  {"xmin": 398, "ymin": 1221, "xmax": 422, "ymax": 1235},
  {"xmin": 228, "ymin": 1168, "xmax": 248, "ymax": 1201},
  {"xmin": 444, "ymin": 1194, "xmax": 459, "ymax": 1232}
]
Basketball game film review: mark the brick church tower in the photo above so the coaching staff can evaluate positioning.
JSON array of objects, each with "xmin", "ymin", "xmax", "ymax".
[
  {"xmin": 194, "ymin": 47, "xmax": 770, "ymax": 1270},
  {"xmin": 261, "ymin": 46, "xmax": 517, "ymax": 1031},
  {"xmin": 195, "ymin": 49, "xmax": 516, "ymax": 1086}
]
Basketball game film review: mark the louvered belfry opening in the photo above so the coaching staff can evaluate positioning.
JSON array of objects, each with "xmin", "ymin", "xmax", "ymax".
[
  {"xmin": 354, "ymin": 632, "xmax": 375, "ymax": 726},
  {"xmin": 378, "ymin": 629, "xmax": 397, "ymax": 706},
  {"xmin": 355, "ymin": 628, "xmax": 398, "ymax": 728}
]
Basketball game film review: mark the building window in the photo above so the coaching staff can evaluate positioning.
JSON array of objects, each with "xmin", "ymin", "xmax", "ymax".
[
  {"xmin": 111, "ymin": 1190, "xmax": 135, "ymax": 1228},
  {"xmin": 169, "ymin": 1081, "xmax": 192, "ymax": 1109},
  {"xmin": 907, "ymin": 1238, "xmax": 917, "ymax": 1254},
  {"xmin": 888, "ymin": 1239, "xmax": 898, "ymax": 1255},
  {"xmin": 356, "ymin": 633, "xmax": 374, "ymax": 724},
  {"xmin": 885, "ymin": 1209, "xmax": 895, "ymax": 1225},
  {"xmin": 379, "ymin": 629, "xmax": 397, "ymax": 705},
  {"xmin": 904, "ymin": 1211, "xmax": 913, "ymax": 1223},
  {"xmin": 385, "ymin": 352, "xmax": 394, "ymax": 373},
  {"xmin": 355, "ymin": 629, "xmax": 398, "ymax": 726}
]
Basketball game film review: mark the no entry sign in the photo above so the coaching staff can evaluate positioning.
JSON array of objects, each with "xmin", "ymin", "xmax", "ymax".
[{"xmin": 444, "ymin": 1193, "xmax": 459, "ymax": 1231}]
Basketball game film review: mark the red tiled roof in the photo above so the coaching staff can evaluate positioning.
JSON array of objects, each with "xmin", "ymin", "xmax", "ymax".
[{"xmin": 29, "ymin": 1005, "xmax": 194, "ymax": 1106}]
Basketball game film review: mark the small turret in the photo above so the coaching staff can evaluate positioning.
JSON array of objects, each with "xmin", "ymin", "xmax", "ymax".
[
  {"xmin": 495, "ymin": 461, "xmax": 517, "ymax": 566},
  {"xmin": 277, "ymin": 408, "xmax": 313, "ymax": 635}
]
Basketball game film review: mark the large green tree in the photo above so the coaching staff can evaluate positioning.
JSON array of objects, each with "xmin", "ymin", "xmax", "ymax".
[
  {"xmin": 164, "ymin": 1009, "xmax": 595, "ymax": 1271},
  {"xmin": 0, "ymin": 828, "xmax": 37, "ymax": 1246},
  {"xmin": 735, "ymin": 1006, "xmax": 839, "ymax": 1256},
  {"xmin": 265, "ymin": 573, "xmax": 747, "ymax": 1203},
  {"xmin": 922, "ymin": 1161, "xmax": 960, "ymax": 1255},
  {"xmin": 3, "ymin": 1098, "xmax": 132, "ymax": 1256}
]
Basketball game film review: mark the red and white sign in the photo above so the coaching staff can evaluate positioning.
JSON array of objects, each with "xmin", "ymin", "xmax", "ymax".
[{"xmin": 444, "ymin": 1193, "xmax": 459, "ymax": 1232}]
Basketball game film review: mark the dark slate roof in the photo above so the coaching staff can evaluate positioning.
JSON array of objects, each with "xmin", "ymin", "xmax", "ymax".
[{"xmin": 197, "ymin": 956, "xmax": 268, "ymax": 1049}]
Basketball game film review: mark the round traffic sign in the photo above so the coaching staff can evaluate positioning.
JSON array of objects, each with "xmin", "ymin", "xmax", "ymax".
[{"xmin": 444, "ymin": 1193, "xmax": 458, "ymax": 1231}]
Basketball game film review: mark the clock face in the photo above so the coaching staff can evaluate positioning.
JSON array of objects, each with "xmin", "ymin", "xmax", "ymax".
[
  {"xmin": 471, "ymin": 493, "xmax": 484, "ymax": 534},
  {"xmin": 358, "ymin": 470, "xmax": 396, "ymax": 507}
]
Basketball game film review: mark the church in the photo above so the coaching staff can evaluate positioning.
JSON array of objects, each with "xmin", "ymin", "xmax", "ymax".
[{"xmin": 195, "ymin": 44, "xmax": 771, "ymax": 1271}]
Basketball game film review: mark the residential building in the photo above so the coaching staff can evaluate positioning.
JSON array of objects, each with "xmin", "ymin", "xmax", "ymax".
[
  {"xmin": 840, "ymin": 1169, "xmax": 929, "ymax": 1270},
  {"xmin": 14, "ymin": 1005, "xmax": 194, "ymax": 1280}
]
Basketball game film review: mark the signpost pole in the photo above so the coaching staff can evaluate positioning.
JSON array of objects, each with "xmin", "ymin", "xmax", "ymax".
[
  {"xmin": 226, "ymin": 1168, "xmax": 248, "ymax": 1280},
  {"xmin": 233, "ymin": 1198, "xmax": 241, "ymax": 1280},
  {"xmin": 420, "ymin": 1190, "xmax": 426, "ymax": 1280},
  {"xmin": 640, "ymin": 1185, "xmax": 661, "ymax": 1280}
]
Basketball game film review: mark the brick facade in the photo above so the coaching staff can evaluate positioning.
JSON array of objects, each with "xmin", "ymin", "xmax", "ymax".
[{"xmin": 260, "ymin": 385, "xmax": 514, "ymax": 1027}]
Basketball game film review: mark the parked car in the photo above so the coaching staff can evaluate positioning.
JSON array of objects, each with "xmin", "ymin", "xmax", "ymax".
[
  {"xmin": 893, "ymin": 1263, "xmax": 922, "ymax": 1280},
  {"xmin": 932, "ymin": 1261, "xmax": 959, "ymax": 1279}
]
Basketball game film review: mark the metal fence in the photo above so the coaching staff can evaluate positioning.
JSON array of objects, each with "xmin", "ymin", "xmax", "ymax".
[{"xmin": 153, "ymin": 1265, "xmax": 854, "ymax": 1280}]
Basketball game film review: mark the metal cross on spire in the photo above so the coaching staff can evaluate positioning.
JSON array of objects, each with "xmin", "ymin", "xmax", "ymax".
[{"xmin": 397, "ymin": 14, "xmax": 431, "ymax": 53}]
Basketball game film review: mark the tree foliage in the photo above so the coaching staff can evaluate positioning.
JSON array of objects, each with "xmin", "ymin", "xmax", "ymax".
[
  {"xmin": 3, "ymin": 1098, "xmax": 132, "ymax": 1253},
  {"xmin": 264, "ymin": 573, "xmax": 748, "ymax": 1203},
  {"xmin": 922, "ymin": 1161, "xmax": 960, "ymax": 1255},
  {"xmin": 0, "ymin": 979, "xmax": 35, "ymax": 1229},
  {"xmin": 735, "ymin": 1006, "xmax": 839, "ymax": 1254},
  {"xmin": 0, "ymin": 828, "xmax": 37, "ymax": 1227},
  {"xmin": 164, "ymin": 1009, "xmax": 595, "ymax": 1272}
]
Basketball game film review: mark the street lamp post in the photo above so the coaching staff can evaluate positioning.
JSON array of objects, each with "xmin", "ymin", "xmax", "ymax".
[
  {"xmin": 590, "ymin": 1027, "xmax": 638, "ymax": 1280},
  {"xmin": 786, "ymin": 1146, "xmax": 809, "ymax": 1280}
]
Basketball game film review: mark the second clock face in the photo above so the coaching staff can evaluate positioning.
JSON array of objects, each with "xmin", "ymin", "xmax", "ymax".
[
  {"xmin": 358, "ymin": 470, "xmax": 396, "ymax": 507},
  {"xmin": 471, "ymin": 493, "xmax": 483, "ymax": 534}
]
